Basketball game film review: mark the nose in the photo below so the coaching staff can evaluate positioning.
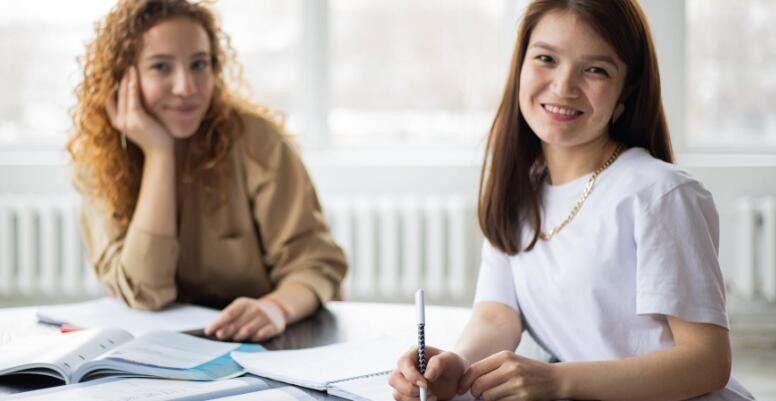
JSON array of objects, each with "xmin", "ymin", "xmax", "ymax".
[
  {"xmin": 172, "ymin": 68, "xmax": 197, "ymax": 97},
  {"xmin": 550, "ymin": 67, "xmax": 580, "ymax": 99}
]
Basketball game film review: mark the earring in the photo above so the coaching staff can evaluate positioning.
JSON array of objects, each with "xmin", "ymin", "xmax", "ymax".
[{"xmin": 611, "ymin": 103, "xmax": 625, "ymax": 125}]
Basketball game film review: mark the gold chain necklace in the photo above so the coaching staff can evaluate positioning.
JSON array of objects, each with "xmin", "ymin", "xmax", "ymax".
[{"xmin": 539, "ymin": 144, "xmax": 624, "ymax": 240}]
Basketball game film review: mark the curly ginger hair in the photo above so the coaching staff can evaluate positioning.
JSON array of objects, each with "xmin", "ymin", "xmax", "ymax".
[{"xmin": 68, "ymin": 0, "xmax": 271, "ymax": 229}]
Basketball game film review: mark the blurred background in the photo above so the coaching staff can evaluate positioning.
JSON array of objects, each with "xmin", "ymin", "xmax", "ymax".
[{"xmin": 0, "ymin": 0, "xmax": 774, "ymax": 397}]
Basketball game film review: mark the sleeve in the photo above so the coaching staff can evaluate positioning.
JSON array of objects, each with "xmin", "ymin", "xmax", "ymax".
[
  {"xmin": 633, "ymin": 181, "xmax": 729, "ymax": 329},
  {"xmin": 243, "ymin": 126, "xmax": 348, "ymax": 303},
  {"xmin": 473, "ymin": 239, "xmax": 520, "ymax": 312},
  {"xmin": 79, "ymin": 195, "xmax": 179, "ymax": 310}
]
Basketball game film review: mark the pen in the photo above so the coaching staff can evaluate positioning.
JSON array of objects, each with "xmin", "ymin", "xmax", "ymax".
[
  {"xmin": 416, "ymin": 289, "xmax": 427, "ymax": 401},
  {"xmin": 60, "ymin": 325, "xmax": 82, "ymax": 333}
]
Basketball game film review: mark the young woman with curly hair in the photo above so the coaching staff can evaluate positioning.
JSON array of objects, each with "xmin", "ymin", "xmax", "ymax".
[
  {"xmin": 390, "ymin": 0, "xmax": 753, "ymax": 400},
  {"xmin": 68, "ymin": 0, "xmax": 347, "ymax": 343}
]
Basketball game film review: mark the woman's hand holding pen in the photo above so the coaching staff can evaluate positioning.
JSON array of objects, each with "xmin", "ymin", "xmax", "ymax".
[
  {"xmin": 458, "ymin": 351, "xmax": 559, "ymax": 401},
  {"xmin": 390, "ymin": 345, "xmax": 468, "ymax": 401},
  {"xmin": 105, "ymin": 66, "xmax": 173, "ymax": 155}
]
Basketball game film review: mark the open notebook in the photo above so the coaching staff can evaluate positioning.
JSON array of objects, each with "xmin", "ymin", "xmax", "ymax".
[
  {"xmin": 231, "ymin": 338, "xmax": 407, "ymax": 400},
  {"xmin": 0, "ymin": 328, "xmax": 262, "ymax": 384},
  {"xmin": 329, "ymin": 373, "xmax": 477, "ymax": 401}
]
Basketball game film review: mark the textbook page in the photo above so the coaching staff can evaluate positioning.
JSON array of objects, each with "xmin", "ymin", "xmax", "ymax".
[
  {"xmin": 231, "ymin": 338, "xmax": 407, "ymax": 391},
  {"xmin": 71, "ymin": 331, "xmax": 263, "ymax": 382},
  {"xmin": 36, "ymin": 298, "xmax": 220, "ymax": 336},
  {"xmin": 103, "ymin": 330, "xmax": 239, "ymax": 369},
  {"xmin": 0, "ymin": 328, "xmax": 132, "ymax": 382},
  {"xmin": 4, "ymin": 376, "xmax": 271, "ymax": 401}
]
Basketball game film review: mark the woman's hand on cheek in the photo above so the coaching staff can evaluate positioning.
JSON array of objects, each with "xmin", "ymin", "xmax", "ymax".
[
  {"xmin": 204, "ymin": 297, "xmax": 287, "ymax": 342},
  {"xmin": 458, "ymin": 351, "xmax": 559, "ymax": 401},
  {"xmin": 105, "ymin": 66, "xmax": 173, "ymax": 156}
]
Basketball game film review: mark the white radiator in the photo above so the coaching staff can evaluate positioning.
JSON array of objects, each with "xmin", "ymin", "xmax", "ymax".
[
  {"xmin": 0, "ymin": 196, "xmax": 103, "ymax": 299},
  {"xmin": 0, "ymin": 194, "xmax": 481, "ymax": 305},
  {"xmin": 736, "ymin": 196, "xmax": 776, "ymax": 303},
  {"xmin": 325, "ymin": 195, "xmax": 480, "ymax": 304}
]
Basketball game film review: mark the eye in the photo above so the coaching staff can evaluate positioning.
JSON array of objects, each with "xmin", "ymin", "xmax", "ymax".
[
  {"xmin": 535, "ymin": 54, "xmax": 555, "ymax": 64},
  {"xmin": 587, "ymin": 66, "xmax": 610, "ymax": 77},
  {"xmin": 192, "ymin": 59, "xmax": 211, "ymax": 71},
  {"xmin": 150, "ymin": 62, "xmax": 170, "ymax": 73}
]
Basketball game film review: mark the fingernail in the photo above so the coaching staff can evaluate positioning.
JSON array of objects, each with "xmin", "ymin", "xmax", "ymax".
[{"xmin": 416, "ymin": 380, "xmax": 427, "ymax": 389}]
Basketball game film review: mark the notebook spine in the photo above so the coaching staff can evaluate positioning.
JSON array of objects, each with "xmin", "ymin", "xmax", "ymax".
[{"xmin": 330, "ymin": 369, "xmax": 392, "ymax": 384}]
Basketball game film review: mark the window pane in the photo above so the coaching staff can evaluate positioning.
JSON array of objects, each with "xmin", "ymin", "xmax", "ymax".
[
  {"xmin": 218, "ymin": 0, "xmax": 301, "ymax": 121},
  {"xmin": 330, "ymin": 0, "xmax": 506, "ymax": 148},
  {"xmin": 687, "ymin": 0, "xmax": 776, "ymax": 149},
  {"xmin": 0, "ymin": 1, "xmax": 113, "ymax": 149}
]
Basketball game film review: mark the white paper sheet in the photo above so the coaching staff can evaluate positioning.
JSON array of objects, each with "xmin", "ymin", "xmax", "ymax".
[
  {"xmin": 5, "ymin": 376, "xmax": 267, "ymax": 401},
  {"xmin": 36, "ymin": 297, "xmax": 220, "ymax": 336}
]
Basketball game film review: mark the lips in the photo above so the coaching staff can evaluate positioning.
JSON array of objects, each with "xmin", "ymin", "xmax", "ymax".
[
  {"xmin": 541, "ymin": 103, "xmax": 583, "ymax": 121},
  {"xmin": 166, "ymin": 105, "xmax": 200, "ymax": 113}
]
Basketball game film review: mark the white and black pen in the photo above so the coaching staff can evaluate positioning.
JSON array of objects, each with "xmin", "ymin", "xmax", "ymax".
[{"xmin": 415, "ymin": 289, "xmax": 427, "ymax": 401}]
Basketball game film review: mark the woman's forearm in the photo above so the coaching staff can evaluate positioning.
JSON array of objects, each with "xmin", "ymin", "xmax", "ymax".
[
  {"xmin": 555, "ymin": 342, "xmax": 731, "ymax": 401},
  {"xmin": 455, "ymin": 302, "xmax": 523, "ymax": 366},
  {"xmin": 270, "ymin": 282, "xmax": 320, "ymax": 324},
  {"xmin": 131, "ymin": 149, "xmax": 176, "ymax": 236}
]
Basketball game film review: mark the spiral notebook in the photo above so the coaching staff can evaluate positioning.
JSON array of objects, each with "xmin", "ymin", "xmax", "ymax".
[
  {"xmin": 231, "ymin": 338, "xmax": 407, "ymax": 400},
  {"xmin": 325, "ymin": 372, "xmax": 393, "ymax": 401}
]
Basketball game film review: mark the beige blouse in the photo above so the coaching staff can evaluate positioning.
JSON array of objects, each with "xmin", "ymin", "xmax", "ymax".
[{"xmin": 78, "ymin": 112, "xmax": 348, "ymax": 310}]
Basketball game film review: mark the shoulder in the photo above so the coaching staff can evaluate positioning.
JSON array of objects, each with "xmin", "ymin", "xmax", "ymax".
[
  {"xmin": 233, "ymin": 110, "xmax": 301, "ymax": 170},
  {"xmin": 615, "ymin": 147, "xmax": 691, "ymax": 191},
  {"xmin": 611, "ymin": 147, "xmax": 714, "ymax": 213}
]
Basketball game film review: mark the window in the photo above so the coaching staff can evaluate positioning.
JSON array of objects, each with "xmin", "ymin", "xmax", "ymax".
[
  {"xmin": 328, "ymin": 0, "xmax": 508, "ymax": 149},
  {"xmin": 0, "ymin": 1, "xmax": 112, "ymax": 150},
  {"xmin": 0, "ymin": 0, "xmax": 517, "ymax": 152},
  {"xmin": 218, "ymin": 0, "xmax": 301, "ymax": 120},
  {"xmin": 687, "ymin": 0, "xmax": 776, "ymax": 150}
]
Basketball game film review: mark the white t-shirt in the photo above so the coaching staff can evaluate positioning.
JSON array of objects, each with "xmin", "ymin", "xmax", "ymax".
[{"xmin": 474, "ymin": 147, "xmax": 754, "ymax": 400}]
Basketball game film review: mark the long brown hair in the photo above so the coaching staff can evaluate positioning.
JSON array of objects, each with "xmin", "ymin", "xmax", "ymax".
[
  {"xmin": 68, "ymin": 0, "xmax": 270, "ymax": 229},
  {"xmin": 478, "ymin": 0, "xmax": 674, "ymax": 255}
]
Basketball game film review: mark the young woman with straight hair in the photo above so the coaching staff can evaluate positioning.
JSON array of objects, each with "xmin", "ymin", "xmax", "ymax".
[{"xmin": 391, "ymin": 1, "xmax": 754, "ymax": 400}]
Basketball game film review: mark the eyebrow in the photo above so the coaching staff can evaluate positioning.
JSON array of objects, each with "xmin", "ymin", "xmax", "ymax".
[
  {"xmin": 529, "ymin": 41, "xmax": 620, "ymax": 70},
  {"xmin": 144, "ymin": 51, "xmax": 211, "ymax": 61}
]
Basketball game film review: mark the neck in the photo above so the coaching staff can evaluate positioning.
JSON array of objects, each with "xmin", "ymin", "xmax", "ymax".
[
  {"xmin": 542, "ymin": 136, "xmax": 617, "ymax": 186},
  {"xmin": 174, "ymin": 138, "xmax": 190, "ymax": 175}
]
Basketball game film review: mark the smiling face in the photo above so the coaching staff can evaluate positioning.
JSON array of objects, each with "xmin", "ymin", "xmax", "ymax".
[
  {"xmin": 136, "ymin": 17, "xmax": 215, "ymax": 139},
  {"xmin": 518, "ymin": 10, "xmax": 627, "ymax": 150}
]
